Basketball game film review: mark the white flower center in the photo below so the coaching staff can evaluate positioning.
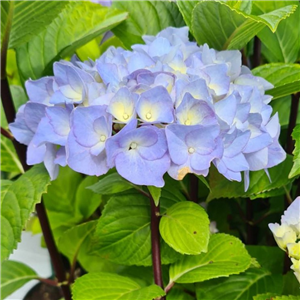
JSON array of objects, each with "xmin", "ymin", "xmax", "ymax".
[
  {"xmin": 146, "ymin": 113, "xmax": 152, "ymax": 120},
  {"xmin": 185, "ymin": 119, "xmax": 191, "ymax": 125},
  {"xmin": 100, "ymin": 135, "xmax": 106, "ymax": 142},
  {"xmin": 123, "ymin": 113, "xmax": 129, "ymax": 120},
  {"xmin": 188, "ymin": 147, "xmax": 195, "ymax": 154},
  {"xmin": 130, "ymin": 142, "xmax": 137, "ymax": 150}
]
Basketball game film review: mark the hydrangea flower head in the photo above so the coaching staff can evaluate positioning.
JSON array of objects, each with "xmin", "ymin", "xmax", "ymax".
[{"xmin": 9, "ymin": 27, "xmax": 286, "ymax": 187}]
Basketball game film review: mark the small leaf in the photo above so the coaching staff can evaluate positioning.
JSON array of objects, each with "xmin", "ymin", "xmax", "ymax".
[
  {"xmin": 72, "ymin": 272, "xmax": 165, "ymax": 300},
  {"xmin": 1, "ymin": 164, "xmax": 50, "ymax": 261},
  {"xmin": 190, "ymin": 1, "xmax": 296, "ymax": 51},
  {"xmin": 207, "ymin": 155, "xmax": 294, "ymax": 201},
  {"xmin": 289, "ymin": 125, "xmax": 300, "ymax": 178},
  {"xmin": 169, "ymin": 233, "xmax": 251, "ymax": 284},
  {"xmin": 16, "ymin": 2, "xmax": 128, "ymax": 81},
  {"xmin": 87, "ymin": 172, "xmax": 134, "ymax": 195},
  {"xmin": 252, "ymin": 63, "xmax": 300, "ymax": 99},
  {"xmin": 1, "ymin": 1, "xmax": 68, "ymax": 49},
  {"xmin": 160, "ymin": 202, "xmax": 210, "ymax": 255},
  {"xmin": 148, "ymin": 186, "xmax": 161, "ymax": 206},
  {"xmin": 58, "ymin": 221, "xmax": 97, "ymax": 263},
  {"xmin": 1, "ymin": 260, "xmax": 38, "ymax": 299},
  {"xmin": 112, "ymin": 1, "xmax": 185, "ymax": 48},
  {"xmin": 196, "ymin": 268, "xmax": 283, "ymax": 300}
]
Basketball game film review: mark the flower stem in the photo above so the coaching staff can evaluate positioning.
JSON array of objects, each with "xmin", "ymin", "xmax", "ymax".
[
  {"xmin": 189, "ymin": 174, "xmax": 199, "ymax": 203},
  {"xmin": 286, "ymin": 93, "xmax": 299, "ymax": 155},
  {"xmin": 150, "ymin": 195, "xmax": 165, "ymax": 298},
  {"xmin": 1, "ymin": 78, "xmax": 72, "ymax": 300},
  {"xmin": 253, "ymin": 36, "xmax": 261, "ymax": 68}
]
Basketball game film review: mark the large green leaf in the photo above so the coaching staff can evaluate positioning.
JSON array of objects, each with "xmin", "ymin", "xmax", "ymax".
[
  {"xmin": 112, "ymin": 1, "xmax": 185, "ymax": 49},
  {"xmin": 190, "ymin": 1, "xmax": 296, "ymax": 51},
  {"xmin": 93, "ymin": 191, "xmax": 182, "ymax": 266},
  {"xmin": 0, "ymin": 138, "xmax": 24, "ymax": 174},
  {"xmin": 254, "ymin": 295, "xmax": 300, "ymax": 300},
  {"xmin": 1, "ymin": 1, "xmax": 67, "ymax": 49},
  {"xmin": 282, "ymin": 271, "xmax": 300, "ymax": 296},
  {"xmin": 289, "ymin": 125, "xmax": 300, "ymax": 179},
  {"xmin": 58, "ymin": 221, "xmax": 97, "ymax": 263},
  {"xmin": 246, "ymin": 246, "xmax": 284, "ymax": 274},
  {"xmin": 1, "ymin": 164, "xmax": 50, "ymax": 261},
  {"xmin": 159, "ymin": 201, "xmax": 210, "ymax": 255},
  {"xmin": 72, "ymin": 272, "xmax": 165, "ymax": 300},
  {"xmin": 16, "ymin": 2, "xmax": 127, "ymax": 81},
  {"xmin": 195, "ymin": 268, "xmax": 283, "ymax": 300},
  {"xmin": 207, "ymin": 155, "xmax": 294, "ymax": 201},
  {"xmin": 253, "ymin": 1, "xmax": 300, "ymax": 63},
  {"xmin": 1, "ymin": 260, "xmax": 38, "ymax": 300},
  {"xmin": 168, "ymin": 233, "xmax": 251, "ymax": 284},
  {"xmin": 252, "ymin": 63, "xmax": 300, "ymax": 99}
]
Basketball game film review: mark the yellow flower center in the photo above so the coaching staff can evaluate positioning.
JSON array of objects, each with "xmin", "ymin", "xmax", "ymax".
[
  {"xmin": 130, "ymin": 142, "xmax": 137, "ymax": 150},
  {"xmin": 146, "ymin": 113, "xmax": 152, "ymax": 120},
  {"xmin": 100, "ymin": 135, "xmax": 106, "ymax": 142},
  {"xmin": 188, "ymin": 147, "xmax": 195, "ymax": 154},
  {"xmin": 123, "ymin": 113, "xmax": 129, "ymax": 120}
]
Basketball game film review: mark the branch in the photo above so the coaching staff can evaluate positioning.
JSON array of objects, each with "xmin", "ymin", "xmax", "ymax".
[
  {"xmin": 150, "ymin": 195, "xmax": 165, "ymax": 299},
  {"xmin": 1, "ymin": 127, "xmax": 14, "ymax": 140},
  {"xmin": 189, "ymin": 174, "xmax": 199, "ymax": 203},
  {"xmin": 253, "ymin": 36, "xmax": 261, "ymax": 68},
  {"xmin": 286, "ymin": 93, "xmax": 299, "ymax": 154}
]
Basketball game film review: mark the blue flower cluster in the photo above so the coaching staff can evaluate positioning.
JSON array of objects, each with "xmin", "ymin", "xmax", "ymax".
[{"xmin": 10, "ymin": 27, "xmax": 286, "ymax": 188}]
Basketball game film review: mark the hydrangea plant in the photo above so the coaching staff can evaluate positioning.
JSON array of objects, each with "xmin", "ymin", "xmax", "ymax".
[{"xmin": 1, "ymin": 1, "xmax": 300, "ymax": 300}]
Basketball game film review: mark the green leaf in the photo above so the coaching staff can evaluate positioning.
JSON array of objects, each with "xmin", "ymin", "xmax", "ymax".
[
  {"xmin": 1, "ymin": 260, "xmax": 38, "ymax": 299},
  {"xmin": 160, "ymin": 201, "xmax": 210, "ymax": 255},
  {"xmin": 207, "ymin": 155, "xmax": 294, "ymax": 201},
  {"xmin": 196, "ymin": 268, "xmax": 283, "ymax": 300},
  {"xmin": 93, "ymin": 191, "xmax": 182, "ymax": 266},
  {"xmin": 282, "ymin": 271, "xmax": 300, "ymax": 296},
  {"xmin": 246, "ymin": 246, "xmax": 284, "ymax": 273},
  {"xmin": 254, "ymin": 295, "xmax": 300, "ymax": 300},
  {"xmin": 1, "ymin": 164, "xmax": 50, "ymax": 261},
  {"xmin": 226, "ymin": 1, "xmax": 253, "ymax": 14},
  {"xmin": 176, "ymin": 1, "xmax": 198, "ymax": 30},
  {"xmin": 112, "ymin": 1, "xmax": 185, "ymax": 49},
  {"xmin": 148, "ymin": 186, "xmax": 161, "ymax": 206},
  {"xmin": 253, "ymin": 1, "xmax": 300, "ymax": 63},
  {"xmin": 167, "ymin": 288, "xmax": 195, "ymax": 300},
  {"xmin": 16, "ymin": 2, "xmax": 128, "ymax": 81},
  {"xmin": 190, "ymin": 1, "xmax": 296, "ymax": 50},
  {"xmin": 168, "ymin": 233, "xmax": 251, "ymax": 284},
  {"xmin": 87, "ymin": 172, "xmax": 134, "ymax": 195},
  {"xmin": 74, "ymin": 176, "xmax": 102, "ymax": 219},
  {"xmin": 289, "ymin": 125, "xmax": 300, "ymax": 178},
  {"xmin": 252, "ymin": 63, "xmax": 300, "ymax": 99},
  {"xmin": 58, "ymin": 221, "xmax": 97, "ymax": 263},
  {"xmin": 1, "ymin": 1, "xmax": 68, "ymax": 49},
  {"xmin": 0, "ymin": 138, "xmax": 24, "ymax": 174},
  {"xmin": 72, "ymin": 272, "xmax": 165, "ymax": 300}
]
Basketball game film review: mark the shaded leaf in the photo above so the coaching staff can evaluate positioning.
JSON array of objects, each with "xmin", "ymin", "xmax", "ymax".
[
  {"xmin": 160, "ymin": 202, "xmax": 210, "ymax": 255},
  {"xmin": 207, "ymin": 155, "xmax": 294, "ymax": 201},
  {"xmin": 169, "ymin": 233, "xmax": 251, "ymax": 284},
  {"xmin": 148, "ymin": 186, "xmax": 161, "ymax": 206},
  {"xmin": 196, "ymin": 268, "xmax": 283, "ymax": 300},
  {"xmin": 1, "ymin": 260, "xmax": 37, "ymax": 299}
]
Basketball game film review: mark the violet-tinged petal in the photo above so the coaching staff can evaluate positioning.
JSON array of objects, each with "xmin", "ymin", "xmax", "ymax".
[
  {"xmin": 25, "ymin": 77, "xmax": 54, "ymax": 105},
  {"xmin": 176, "ymin": 93, "xmax": 217, "ymax": 126},
  {"xmin": 214, "ymin": 93, "xmax": 237, "ymax": 126},
  {"xmin": 137, "ymin": 86, "xmax": 174, "ymax": 123},
  {"xmin": 24, "ymin": 103, "xmax": 47, "ymax": 133},
  {"xmin": 243, "ymin": 132, "xmax": 273, "ymax": 153},
  {"xmin": 244, "ymin": 148, "xmax": 268, "ymax": 170},
  {"xmin": 67, "ymin": 130, "xmax": 109, "ymax": 176},
  {"xmin": 54, "ymin": 147, "xmax": 67, "ymax": 167},
  {"xmin": 27, "ymin": 141, "xmax": 46, "ymax": 165},
  {"xmin": 44, "ymin": 143, "xmax": 60, "ymax": 180}
]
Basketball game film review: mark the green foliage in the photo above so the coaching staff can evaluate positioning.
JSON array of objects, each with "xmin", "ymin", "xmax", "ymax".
[
  {"xmin": 0, "ymin": 138, "xmax": 23, "ymax": 174},
  {"xmin": 87, "ymin": 172, "xmax": 135, "ymax": 195},
  {"xmin": 160, "ymin": 201, "xmax": 210, "ymax": 255},
  {"xmin": 254, "ymin": 295, "xmax": 300, "ymax": 300},
  {"xmin": 1, "ymin": 260, "xmax": 37, "ymax": 300},
  {"xmin": 93, "ymin": 191, "xmax": 182, "ymax": 266},
  {"xmin": 289, "ymin": 125, "xmax": 300, "ymax": 178},
  {"xmin": 196, "ymin": 268, "xmax": 283, "ymax": 300},
  {"xmin": 178, "ymin": 1, "xmax": 296, "ymax": 50},
  {"xmin": 16, "ymin": 2, "xmax": 127, "ymax": 81},
  {"xmin": 72, "ymin": 272, "xmax": 165, "ymax": 300},
  {"xmin": 1, "ymin": 1, "xmax": 68, "ymax": 49},
  {"xmin": 1, "ymin": 164, "xmax": 50, "ymax": 261},
  {"xmin": 148, "ymin": 186, "xmax": 161, "ymax": 206},
  {"xmin": 252, "ymin": 1, "xmax": 300, "ymax": 63},
  {"xmin": 112, "ymin": 1, "xmax": 185, "ymax": 48},
  {"xmin": 252, "ymin": 63, "xmax": 300, "ymax": 99},
  {"xmin": 168, "ymin": 233, "xmax": 251, "ymax": 284},
  {"xmin": 208, "ymin": 155, "xmax": 294, "ymax": 201}
]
